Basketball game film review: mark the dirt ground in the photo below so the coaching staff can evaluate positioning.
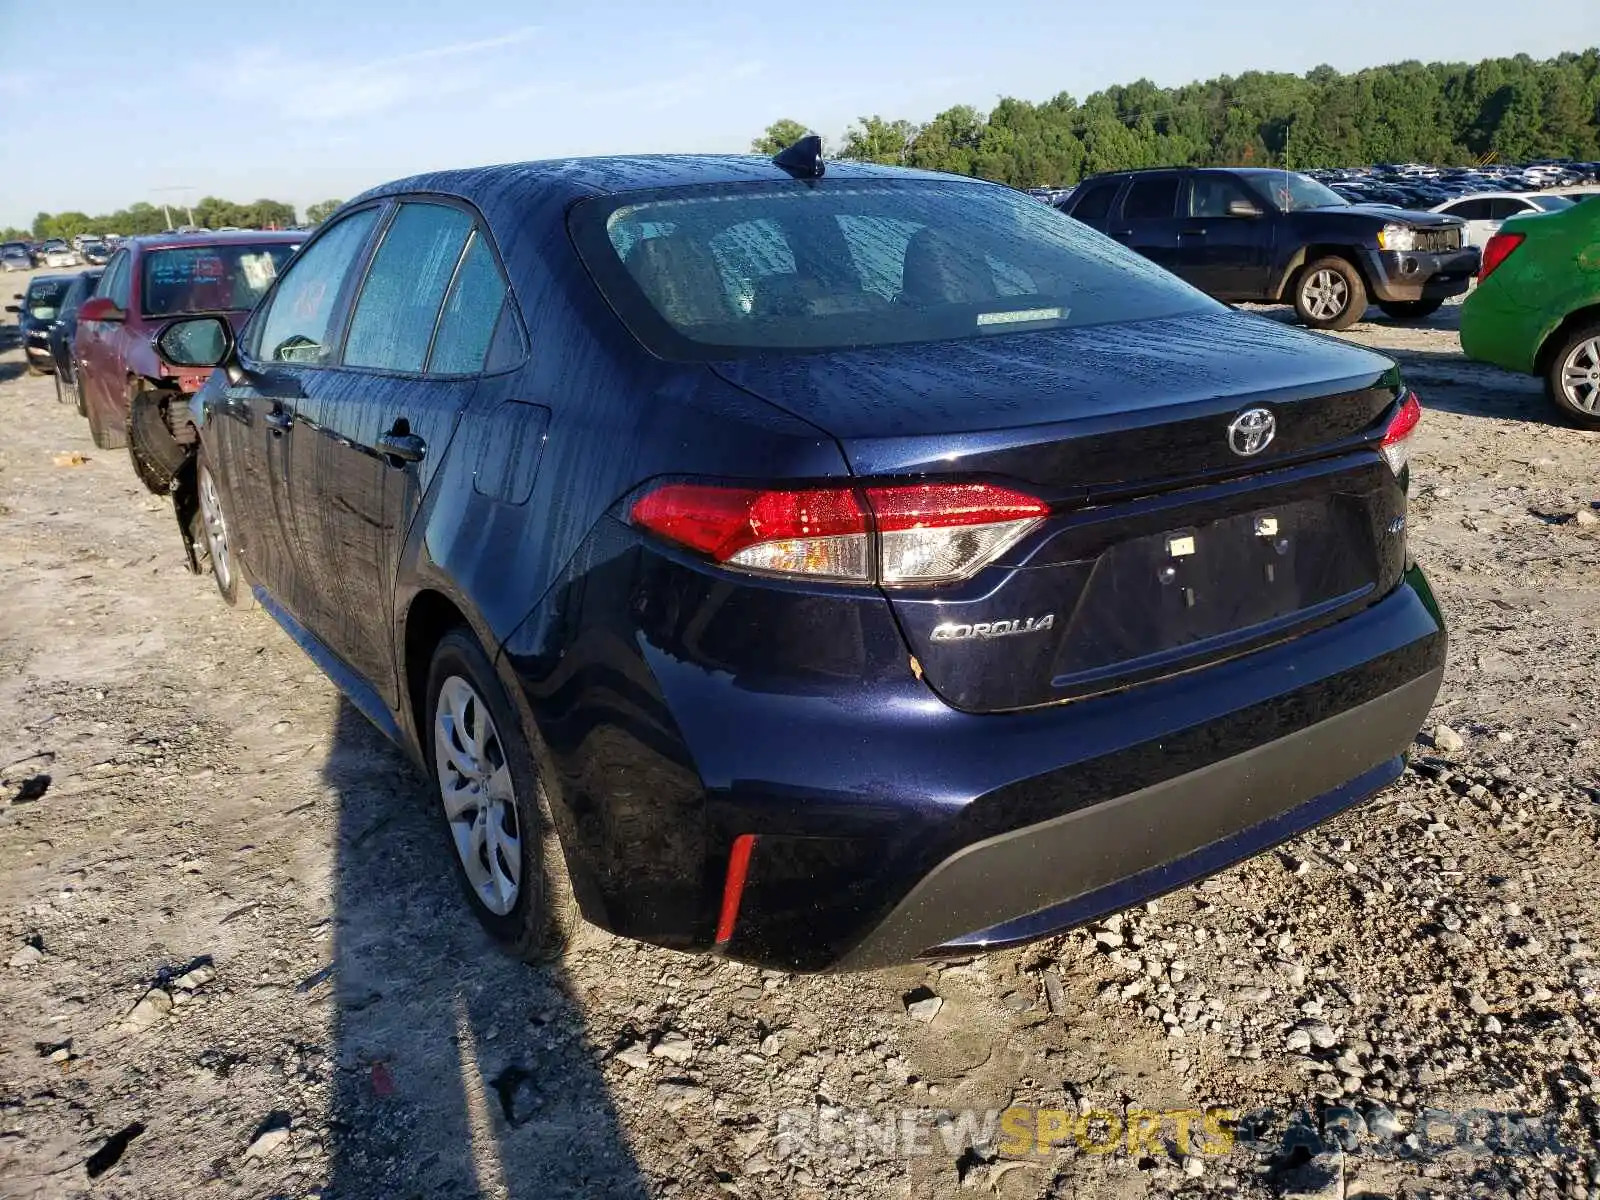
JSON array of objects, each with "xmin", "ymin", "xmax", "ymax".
[{"xmin": 2, "ymin": 277, "xmax": 1598, "ymax": 1200}]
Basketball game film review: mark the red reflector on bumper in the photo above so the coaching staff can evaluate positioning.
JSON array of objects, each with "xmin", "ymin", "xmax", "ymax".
[{"xmin": 715, "ymin": 834, "xmax": 757, "ymax": 944}]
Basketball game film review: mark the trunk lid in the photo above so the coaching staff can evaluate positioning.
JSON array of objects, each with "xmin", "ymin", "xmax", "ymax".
[{"xmin": 714, "ymin": 311, "xmax": 1411, "ymax": 712}]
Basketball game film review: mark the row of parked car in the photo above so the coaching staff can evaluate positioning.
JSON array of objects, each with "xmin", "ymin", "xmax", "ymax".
[
  {"xmin": 3, "ymin": 142, "xmax": 1587, "ymax": 976},
  {"xmin": 1305, "ymin": 159, "xmax": 1600, "ymax": 211}
]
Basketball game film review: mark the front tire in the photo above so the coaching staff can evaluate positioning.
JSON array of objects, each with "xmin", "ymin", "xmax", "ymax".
[
  {"xmin": 1378, "ymin": 299, "xmax": 1444, "ymax": 323},
  {"xmin": 195, "ymin": 448, "xmax": 255, "ymax": 608},
  {"xmin": 1294, "ymin": 257, "xmax": 1367, "ymax": 331},
  {"xmin": 1545, "ymin": 321, "xmax": 1600, "ymax": 430},
  {"xmin": 425, "ymin": 629, "xmax": 578, "ymax": 963}
]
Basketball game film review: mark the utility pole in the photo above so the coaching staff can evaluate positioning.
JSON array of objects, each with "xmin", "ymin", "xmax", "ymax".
[{"xmin": 153, "ymin": 186, "xmax": 198, "ymax": 230}]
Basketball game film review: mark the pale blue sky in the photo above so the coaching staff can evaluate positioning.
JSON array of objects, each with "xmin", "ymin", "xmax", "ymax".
[{"xmin": 0, "ymin": 0, "xmax": 1595, "ymax": 226}]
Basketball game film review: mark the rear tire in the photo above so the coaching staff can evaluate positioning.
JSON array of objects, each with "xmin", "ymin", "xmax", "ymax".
[
  {"xmin": 1378, "ymin": 299, "xmax": 1444, "ymax": 323},
  {"xmin": 424, "ymin": 628, "xmax": 578, "ymax": 963},
  {"xmin": 195, "ymin": 448, "xmax": 255, "ymax": 608},
  {"xmin": 1293, "ymin": 257, "xmax": 1367, "ymax": 331},
  {"xmin": 53, "ymin": 370, "xmax": 64, "ymax": 405},
  {"xmin": 1544, "ymin": 321, "xmax": 1600, "ymax": 431},
  {"xmin": 85, "ymin": 392, "xmax": 127, "ymax": 450}
]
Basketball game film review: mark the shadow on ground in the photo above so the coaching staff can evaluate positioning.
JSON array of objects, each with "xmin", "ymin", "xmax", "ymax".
[{"xmin": 320, "ymin": 700, "xmax": 649, "ymax": 1199}]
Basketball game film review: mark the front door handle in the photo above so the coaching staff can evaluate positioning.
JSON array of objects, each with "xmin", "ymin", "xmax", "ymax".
[
  {"xmin": 264, "ymin": 407, "xmax": 292, "ymax": 432},
  {"xmin": 1180, "ymin": 227, "xmax": 1207, "ymax": 237},
  {"xmin": 1111, "ymin": 228, "xmax": 1134, "ymax": 239},
  {"xmin": 377, "ymin": 430, "xmax": 426, "ymax": 464}
]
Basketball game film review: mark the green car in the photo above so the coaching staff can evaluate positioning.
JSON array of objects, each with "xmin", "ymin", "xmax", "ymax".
[{"xmin": 1460, "ymin": 200, "xmax": 1600, "ymax": 428}]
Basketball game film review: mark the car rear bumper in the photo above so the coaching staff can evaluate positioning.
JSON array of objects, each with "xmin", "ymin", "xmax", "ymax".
[
  {"xmin": 1361, "ymin": 247, "xmax": 1480, "ymax": 303},
  {"xmin": 832, "ymin": 665, "xmax": 1439, "ymax": 969}
]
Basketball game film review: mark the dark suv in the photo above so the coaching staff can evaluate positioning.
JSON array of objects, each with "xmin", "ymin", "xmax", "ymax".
[
  {"xmin": 1061, "ymin": 167, "xmax": 1480, "ymax": 330},
  {"xmin": 153, "ymin": 150, "xmax": 1446, "ymax": 972}
]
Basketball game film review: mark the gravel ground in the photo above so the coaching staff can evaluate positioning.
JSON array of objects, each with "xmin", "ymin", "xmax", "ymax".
[{"xmin": 2, "ymin": 282, "xmax": 1598, "ymax": 1200}]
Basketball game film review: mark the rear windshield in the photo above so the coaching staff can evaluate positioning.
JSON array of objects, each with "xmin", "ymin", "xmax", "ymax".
[
  {"xmin": 25, "ymin": 279, "xmax": 70, "ymax": 319},
  {"xmin": 140, "ymin": 243, "xmax": 298, "ymax": 317},
  {"xmin": 569, "ymin": 179, "xmax": 1217, "ymax": 359}
]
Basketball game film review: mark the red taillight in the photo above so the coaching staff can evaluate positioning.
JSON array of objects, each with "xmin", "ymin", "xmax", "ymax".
[
  {"xmin": 631, "ymin": 481, "xmax": 1048, "ymax": 585},
  {"xmin": 714, "ymin": 834, "xmax": 757, "ymax": 944},
  {"xmin": 1380, "ymin": 390, "xmax": 1423, "ymax": 474},
  {"xmin": 1479, "ymin": 231, "xmax": 1525, "ymax": 282}
]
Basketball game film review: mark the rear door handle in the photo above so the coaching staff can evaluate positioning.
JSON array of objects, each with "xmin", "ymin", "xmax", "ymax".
[
  {"xmin": 264, "ymin": 407, "xmax": 292, "ymax": 432},
  {"xmin": 377, "ymin": 431, "xmax": 426, "ymax": 464}
]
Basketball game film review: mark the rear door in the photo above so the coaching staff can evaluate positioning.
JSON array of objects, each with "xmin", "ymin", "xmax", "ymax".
[
  {"xmin": 1110, "ymin": 174, "xmax": 1183, "ymax": 271},
  {"xmin": 1175, "ymin": 174, "xmax": 1272, "ymax": 298},
  {"xmin": 223, "ymin": 207, "xmax": 384, "ymax": 618},
  {"xmin": 290, "ymin": 199, "xmax": 501, "ymax": 706}
]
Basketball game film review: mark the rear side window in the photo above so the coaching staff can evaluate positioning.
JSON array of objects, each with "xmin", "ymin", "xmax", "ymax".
[
  {"xmin": 1442, "ymin": 198, "xmax": 1491, "ymax": 221},
  {"xmin": 1123, "ymin": 177, "xmax": 1179, "ymax": 220},
  {"xmin": 344, "ymin": 203, "xmax": 473, "ymax": 373},
  {"xmin": 247, "ymin": 209, "xmax": 379, "ymax": 364},
  {"xmin": 1068, "ymin": 180, "xmax": 1119, "ymax": 223},
  {"xmin": 1488, "ymin": 198, "xmax": 1533, "ymax": 220},
  {"xmin": 569, "ymin": 178, "xmax": 1217, "ymax": 361},
  {"xmin": 427, "ymin": 231, "xmax": 511, "ymax": 375}
]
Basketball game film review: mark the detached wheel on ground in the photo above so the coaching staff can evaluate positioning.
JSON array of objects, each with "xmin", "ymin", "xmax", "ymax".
[
  {"xmin": 195, "ymin": 448, "xmax": 255, "ymax": 609},
  {"xmin": 1545, "ymin": 321, "xmax": 1600, "ymax": 430},
  {"xmin": 1294, "ymin": 257, "xmax": 1367, "ymax": 331},
  {"xmin": 1378, "ymin": 299, "xmax": 1444, "ymax": 323},
  {"xmin": 425, "ymin": 628, "xmax": 578, "ymax": 963}
]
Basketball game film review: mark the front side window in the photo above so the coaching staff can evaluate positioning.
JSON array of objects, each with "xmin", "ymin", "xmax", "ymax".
[
  {"xmin": 1189, "ymin": 176, "xmax": 1254, "ymax": 219},
  {"xmin": 1529, "ymin": 195, "xmax": 1574, "ymax": 213},
  {"xmin": 99, "ymin": 251, "xmax": 132, "ymax": 308},
  {"xmin": 570, "ymin": 178, "xmax": 1219, "ymax": 360},
  {"xmin": 140, "ymin": 243, "xmax": 296, "ymax": 317},
  {"xmin": 343, "ymin": 202, "xmax": 473, "ymax": 373},
  {"xmin": 247, "ymin": 209, "xmax": 379, "ymax": 365}
]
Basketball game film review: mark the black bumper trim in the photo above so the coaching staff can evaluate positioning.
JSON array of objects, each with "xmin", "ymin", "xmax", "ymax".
[{"xmin": 833, "ymin": 666, "xmax": 1442, "ymax": 971}]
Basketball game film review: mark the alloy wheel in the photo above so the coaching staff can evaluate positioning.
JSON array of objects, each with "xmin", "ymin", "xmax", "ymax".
[
  {"xmin": 433, "ymin": 675, "xmax": 522, "ymax": 916},
  {"xmin": 1301, "ymin": 270, "xmax": 1349, "ymax": 321},
  {"xmin": 197, "ymin": 464, "xmax": 234, "ymax": 592},
  {"xmin": 1559, "ymin": 337, "xmax": 1600, "ymax": 414}
]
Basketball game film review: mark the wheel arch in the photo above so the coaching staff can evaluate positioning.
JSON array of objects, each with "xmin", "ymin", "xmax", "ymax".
[
  {"xmin": 1534, "ymin": 304, "xmax": 1600, "ymax": 376},
  {"xmin": 1274, "ymin": 244, "xmax": 1371, "ymax": 303},
  {"xmin": 402, "ymin": 588, "xmax": 473, "ymax": 755}
]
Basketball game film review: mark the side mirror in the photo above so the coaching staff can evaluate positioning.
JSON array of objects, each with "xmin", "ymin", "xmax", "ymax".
[
  {"xmin": 156, "ymin": 316, "xmax": 241, "ymax": 381},
  {"xmin": 78, "ymin": 296, "xmax": 125, "ymax": 323},
  {"xmin": 1227, "ymin": 199, "xmax": 1263, "ymax": 218}
]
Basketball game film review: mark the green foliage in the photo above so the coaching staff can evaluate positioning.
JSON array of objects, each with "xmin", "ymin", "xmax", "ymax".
[
  {"xmin": 25, "ymin": 196, "xmax": 300, "ymax": 241},
  {"xmin": 761, "ymin": 51, "xmax": 1600, "ymax": 186},
  {"xmin": 304, "ymin": 199, "xmax": 345, "ymax": 225},
  {"xmin": 751, "ymin": 120, "xmax": 820, "ymax": 155}
]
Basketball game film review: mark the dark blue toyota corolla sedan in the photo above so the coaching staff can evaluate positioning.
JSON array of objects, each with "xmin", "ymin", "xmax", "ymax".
[{"xmin": 156, "ymin": 142, "xmax": 1446, "ymax": 972}]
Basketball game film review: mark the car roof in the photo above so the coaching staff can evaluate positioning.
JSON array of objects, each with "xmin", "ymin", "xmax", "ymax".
[
  {"xmin": 124, "ymin": 230, "xmax": 303, "ymax": 253},
  {"xmin": 27, "ymin": 274, "xmax": 70, "ymax": 287},
  {"xmin": 350, "ymin": 153, "xmax": 976, "ymax": 210}
]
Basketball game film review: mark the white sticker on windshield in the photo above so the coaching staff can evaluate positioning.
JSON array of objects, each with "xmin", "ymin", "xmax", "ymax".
[{"xmin": 976, "ymin": 307, "xmax": 1066, "ymax": 327}]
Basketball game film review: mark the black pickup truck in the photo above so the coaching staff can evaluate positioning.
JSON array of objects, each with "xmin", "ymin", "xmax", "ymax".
[{"xmin": 1060, "ymin": 167, "xmax": 1480, "ymax": 331}]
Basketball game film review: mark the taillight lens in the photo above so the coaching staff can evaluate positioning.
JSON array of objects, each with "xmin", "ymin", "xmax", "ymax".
[
  {"xmin": 1478, "ymin": 231, "xmax": 1524, "ymax": 281},
  {"xmin": 631, "ymin": 481, "xmax": 1048, "ymax": 585},
  {"xmin": 1380, "ymin": 390, "xmax": 1422, "ymax": 475}
]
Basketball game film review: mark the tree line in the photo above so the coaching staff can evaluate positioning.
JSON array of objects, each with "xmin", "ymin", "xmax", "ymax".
[
  {"xmin": 754, "ymin": 50, "xmax": 1600, "ymax": 187},
  {"xmin": 2, "ymin": 197, "xmax": 346, "ymax": 243}
]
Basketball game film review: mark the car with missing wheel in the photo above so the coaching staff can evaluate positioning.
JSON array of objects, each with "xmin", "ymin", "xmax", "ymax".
[
  {"xmin": 1460, "ymin": 198, "xmax": 1600, "ymax": 429},
  {"xmin": 153, "ymin": 141, "xmax": 1447, "ymax": 972},
  {"xmin": 1060, "ymin": 167, "xmax": 1478, "ymax": 331}
]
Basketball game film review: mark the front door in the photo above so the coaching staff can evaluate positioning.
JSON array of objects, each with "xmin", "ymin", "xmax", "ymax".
[
  {"xmin": 78, "ymin": 249, "xmax": 130, "ymax": 423},
  {"xmin": 1175, "ymin": 174, "xmax": 1273, "ymax": 298},
  {"xmin": 289, "ymin": 200, "xmax": 504, "ymax": 707}
]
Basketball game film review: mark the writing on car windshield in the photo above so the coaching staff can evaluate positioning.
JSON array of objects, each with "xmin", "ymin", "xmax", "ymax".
[{"xmin": 141, "ymin": 244, "xmax": 296, "ymax": 316}]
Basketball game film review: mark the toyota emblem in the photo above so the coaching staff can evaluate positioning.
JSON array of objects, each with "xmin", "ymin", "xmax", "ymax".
[{"xmin": 1227, "ymin": 407, "xmax": 1277, "ymax": 457}]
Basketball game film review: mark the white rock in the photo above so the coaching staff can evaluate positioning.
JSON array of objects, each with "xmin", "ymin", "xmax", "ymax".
[
  {"xmin": 173, "ymin": 964, "xmax": 216, "ymax": 992},
  {"xmin": 1433, "ymin": 724, "xmax": 1466, "ymax": 753},
  {"xmin": 8, "ymin": 944, "xmax": 43, "ymax": 968},
  {"xmin": 650, "ymin": 1031, "xmax": 694, "ymax": 1064},
  {"xmin": 614, "ymin": 1042, "xmax": 651, "ymax": 1071},
  {"xmin": 905, "ymin": 995, "xmax": 943, "ymax": 1023},
  {"xmin": 244, "ymin": 1126, "xmax": 290, "ymax": 1160},
  {"xmin": 120, "ymin": 988, "xmax": 174, "ymax": 1033}
]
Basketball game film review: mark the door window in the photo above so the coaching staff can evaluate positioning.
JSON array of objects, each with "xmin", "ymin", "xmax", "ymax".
[
  {"xmin": 1068, "ymin": 180, "xmax": 1119, "ymax": 223},
  {"xmin": 343, "ymin": 202, "xmax": 474, "ymax": 373},
  {"xmin": 1122, "ymin": 177, "xmax": 1180, "ymax": 220},
  {"xmin": 98, "ymin": 251, "xmax": 131, "ymax": 309},
  {"xmin": 427, "ymin": 230, "xmax": 512, "ymax": 375},
  {"xmin": 1188, "ymin": 176, "xmax": 1254, "ymax": 219},
  {"xmin": 1442, "ymin": 198, "xmax": 1492, "ymax": 221},
  {"xmin": 1487, "ymin": 197, "xmax": 1534, "ymax": 220},
  {"xmin": 246, "ymin": 208, "xmax": 380, "ymax": 364}
]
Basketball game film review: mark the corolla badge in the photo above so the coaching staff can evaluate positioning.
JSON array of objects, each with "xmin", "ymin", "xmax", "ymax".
[
  {"xmin": 931, "ymin": 614, "xmax": 1055, "ymax": 643},
  {"xmin": 1227, "ymin": 407, "xmax": 1277, "ymax": 457}
]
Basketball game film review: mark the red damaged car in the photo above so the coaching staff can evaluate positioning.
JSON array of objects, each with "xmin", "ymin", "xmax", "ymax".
[{"xmin": 75, "ymin": 231, "xmax": 300, "ymax": 485}]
